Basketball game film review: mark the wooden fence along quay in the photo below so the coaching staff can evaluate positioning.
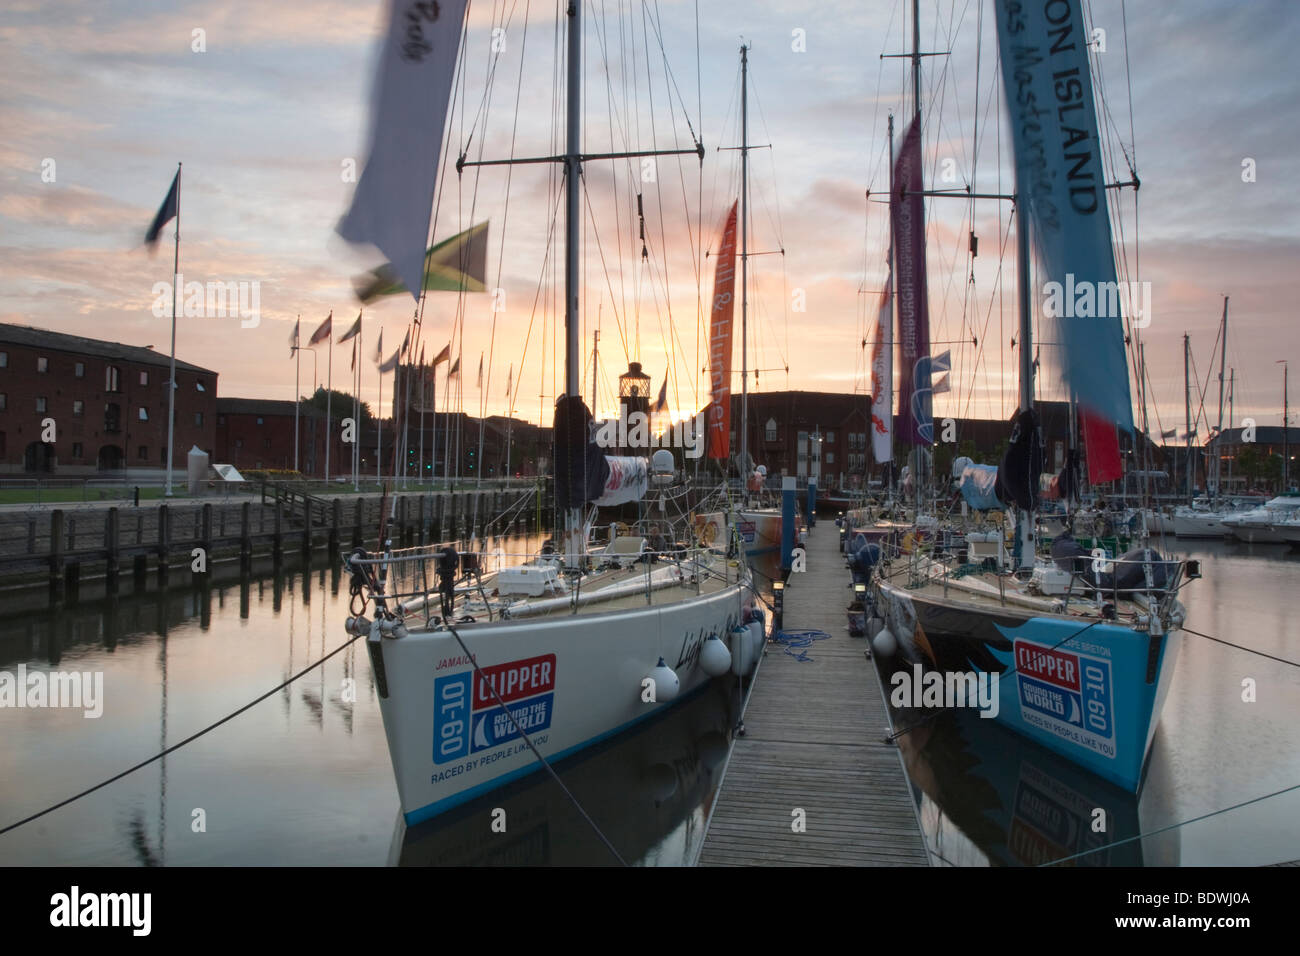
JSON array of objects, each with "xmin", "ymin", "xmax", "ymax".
[{"xmin": 0, "ymin": 481, "xmax": 548, "ymax": 602}]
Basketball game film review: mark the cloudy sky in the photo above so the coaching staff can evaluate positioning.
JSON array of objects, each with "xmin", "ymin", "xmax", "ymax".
[{"xmin": 1, "ymin": 0, "xmax": 1296, "ymax": 440}]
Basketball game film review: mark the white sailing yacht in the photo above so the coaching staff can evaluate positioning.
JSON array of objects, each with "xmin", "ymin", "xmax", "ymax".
[{"xmin": 339, "ymin": 1, "xmax": 758, "ymax": 828}]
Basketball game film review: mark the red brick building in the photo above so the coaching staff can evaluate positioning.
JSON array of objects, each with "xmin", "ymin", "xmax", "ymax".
[
  {"xmin": 216, "ymin": 397, "xmax": 357, "ymax": 477},
  {"xmin": 0, "ymin": 323, "xmax": 217, "ymax": 476}
]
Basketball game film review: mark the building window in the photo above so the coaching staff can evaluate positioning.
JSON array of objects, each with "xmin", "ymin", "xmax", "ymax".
[
  {"xmin": 106, "ymin": 365, "xmax": 121, "ymax": 393},
  {"xmin": 72, "ymin": 442, "xmax": 83, "ymax": 458},
  {"xmin": 263, "ymin": 438, "xmax": 271, "ymax": 448},
  {"xmin": 37, "ymin": 356, "xmax": 48, "ymax": 373},
  {"xmin": 0, "ymin": 393, "xmax": 5, "ymax": 410},
  {"xmin": 139, "ymin": 371, "xmax": 149, "ymax": 386},
  {"xmin": 0, "ymin": 351, "xmax": 7, "ymax": 368},
  {"xmin": 73, "ymin": 400, "xmax": 84, "ymax": 416},
  {"xmin": 195, "ymin": 412, "xmax": 203, "ymax": 426},
  {"xmin": 75, "ymin": 362, "xmax": 85, "ymax": 378},
  {"xmin": 765, "ymin": 418, "xmax": 777, "ymax": 441},
  {"xmin": 138, "ymin": 445, "xmax": 148, "ymax": 461},
  {"xmin": 256, "ymin": 417, "xmax": 264, "ymax": 426},
  {"xmin": 235, "ymin": 438, "xmax": 244, "ymax": 449},
  {"xmin": 36, "ymin": 397, "xmax": 47, "ymax": 413},
  {"xmin": 826, "ymin": 452, "xmax": 834, "ymax": 465},
  {"xmin": 827, "ymin": 430, "xmax": 835, "ymax": 443},
  {"xmin": 138, "ymin": 406, "xmax": 149, "ymax": 421},
  {"xmin": 217, "ymin": 414, "xmax": 226, "ymax": 426}
]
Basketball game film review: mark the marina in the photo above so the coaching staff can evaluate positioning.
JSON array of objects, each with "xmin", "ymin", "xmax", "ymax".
[{"xmin": 1, "ymin": 0, "xmax": 1297, "ymax": 891}]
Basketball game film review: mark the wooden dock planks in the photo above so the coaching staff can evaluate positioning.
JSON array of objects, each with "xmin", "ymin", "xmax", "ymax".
[{"xmin": 697, "ymin": 520, "xmax": 929, "ymax": 866}]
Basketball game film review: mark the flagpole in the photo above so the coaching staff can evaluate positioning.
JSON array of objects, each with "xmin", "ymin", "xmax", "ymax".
[
  {"xmin": 293, "ymin": 314, "xmax": 301, "ymax": 474},
  {"xmin": 165, "ymin": 161, "xmax": 181, "ymax": 498},
  {"xmin": 325, "ymin": 327, "xmax": 333, "ymax": 483},
  {"xmin": 400, "ymin": 321, "xmax": 414, "ymax": 490},
  {"xmin": 476, "ymin": 352, "xmax": 484, "ymax": 487},
  {"xmin": 418, "ymin": 355, "xmax": 426, "ymax": 487},
  {"xmin": 354, "ymin": 318, "xmax": 361, "ymax": 491}
]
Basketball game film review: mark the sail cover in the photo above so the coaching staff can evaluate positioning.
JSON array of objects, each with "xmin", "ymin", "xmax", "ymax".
[
  {"xmin": 994, "ymin": 0, "xmax": 1134, "ymax": 432},
  {"xmin": 338, "ymin": 0, "xmax": 469, "ymax": 302},
  {"xmin": 870, "ymin": 273, "xmax": 893, "ymax": 464},
  {"xmin": 554, "ymin": 395, "xmax": 610, "ymax": 510},
  {"xmin": 592, "ymin": 457, "xmax": 649, "ymax": 506},
  {"xmin": 892, "ymin": 117, "xmax": 934, "ymax": 446},
  {"xmin": 706, "ymin": 202, "xmax": 739, "ymax": 460},
  {"xmin": 1080, "ymin": 405, "xmax": 1123, "ymax": 483}
]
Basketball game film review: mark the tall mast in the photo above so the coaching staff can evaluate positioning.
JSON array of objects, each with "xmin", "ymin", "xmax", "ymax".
[
  {"xmin": 1214, "ymin": 296, "xmax": 1229, "ymax": 496},
  {"xmin": 887, "ymin": 112, "xmax": 896, "ymax": 504},
  {"xmin": 563, "ymin": 0, "xmax": 582, "ymax": 560},
  {"xmin": 739, "ymin": 43, "xmax": 749, "ymax": 484},
  {"xmin": 911, "ymin": 0, "xmax": 924, "ymax": 519},
  {"xmin": 1184, "ymin": 332, "xmax": 1192, "ymax": 504},
  {"xmin": 1228, "ymin": 367, "xmax": 1235, "ymax": 492}
]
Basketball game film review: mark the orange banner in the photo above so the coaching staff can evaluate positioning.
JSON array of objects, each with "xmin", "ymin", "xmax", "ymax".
[{"xmin": 707, "ymin": 201, "xmax": 739, "ymax": 460}]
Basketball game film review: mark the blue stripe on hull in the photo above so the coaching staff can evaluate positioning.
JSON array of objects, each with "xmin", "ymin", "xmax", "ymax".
[{"xmin": 401, "ymin": 681, "xmax": 714, "ymax": 826}]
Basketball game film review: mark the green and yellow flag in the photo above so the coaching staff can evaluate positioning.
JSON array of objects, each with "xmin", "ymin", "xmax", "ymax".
[{"xmin": 353, "ymin": 221, "xmax": 489, "ymax": 304}]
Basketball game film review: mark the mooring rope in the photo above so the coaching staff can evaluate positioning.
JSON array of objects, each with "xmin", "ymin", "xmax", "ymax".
[
  {"xmin": 773, "ymin": 628, "xmax": 831, "ymax": 662},
  {"xmin": 0, "ymin": 630, "xmax": 367, "ymax": 837},
  {"xmin": 441, "ymin": 620, "xmax": 627, "ymax": 866}
]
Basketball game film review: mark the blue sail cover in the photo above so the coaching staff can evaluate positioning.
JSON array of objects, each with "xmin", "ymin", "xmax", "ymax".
[{"xmin": 995, "ymin": 0, "xmax": 1134, "ymax": 432}]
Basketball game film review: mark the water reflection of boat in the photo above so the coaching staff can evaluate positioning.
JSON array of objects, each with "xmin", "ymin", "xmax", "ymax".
[
  {"xmin": 892, "ymin": 706, "xmax": 1179, "ymax": 867},
  {"xmin": 392, "ymin": 679, "xmax": 735, "ymax": 866}
]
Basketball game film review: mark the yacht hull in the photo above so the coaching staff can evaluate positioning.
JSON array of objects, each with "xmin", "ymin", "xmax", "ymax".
[
  {"xmin": 369, "ymin": 577, "xmax": 750, "ymax": 825},
  {"xmin": 875, "ymin": 579, "xmax": 1181, "ymax": 792}
]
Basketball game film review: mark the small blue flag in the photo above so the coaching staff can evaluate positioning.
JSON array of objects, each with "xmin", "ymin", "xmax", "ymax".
[{"xmin": 145, "ymin": 168, "xmax": 180, "ymax": 250}]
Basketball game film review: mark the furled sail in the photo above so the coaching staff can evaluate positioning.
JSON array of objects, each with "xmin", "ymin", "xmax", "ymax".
[
  {"xmin": 891, "ymin": 117, "xmax": 934, "ymax": 446},
  {"xmin": 994, "ymin": 0, "xmax": 1134, "ymax": 433},
  {"xmin": 870, "ymin": 273, "xmax": 893, "ymax": 464},
  {"xmin": 706, "ymin": 201, "xmax": 739, "ymax": 460}
]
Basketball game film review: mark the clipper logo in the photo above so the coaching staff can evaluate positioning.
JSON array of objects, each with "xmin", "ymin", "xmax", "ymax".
[
  {"xmin": 434, "ymin": 655, "xmax": 556, "ymax": 764},
  {"xmin": 1014, "ymin": 639, "xmax": 1114, "ymax": 757}
]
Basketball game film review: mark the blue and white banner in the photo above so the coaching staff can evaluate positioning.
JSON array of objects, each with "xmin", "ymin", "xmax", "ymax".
[
  {"xmin": 339, "ymin": 0, "xmax": 468, "ymax": 302},
  {"xmin": 995, "ymin": 0, "xmax": 1133, "ymax": 431}
]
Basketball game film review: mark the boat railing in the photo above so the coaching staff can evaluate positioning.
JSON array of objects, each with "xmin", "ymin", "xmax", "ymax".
[{"xmin": 344, "ymin": 539, "xmax": 735, "ymax": 622}]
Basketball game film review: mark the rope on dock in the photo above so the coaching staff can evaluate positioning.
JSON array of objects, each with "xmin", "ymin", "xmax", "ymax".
[
  {"xmin": 773, "ymin": 629, "xmax": 832, "ymax": 662},
  {"xmin": 0, "ymin": 630, "xmax": 368, "ymax": 837}
]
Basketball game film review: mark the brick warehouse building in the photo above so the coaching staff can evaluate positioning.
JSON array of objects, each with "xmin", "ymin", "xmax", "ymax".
[
  {"xmin": 0, "ymin": 324, "xmax": 217, "ymax": 476},
  {"xmin": 216, "ymin": 397, "xmax": 345, "ymax": 477}
]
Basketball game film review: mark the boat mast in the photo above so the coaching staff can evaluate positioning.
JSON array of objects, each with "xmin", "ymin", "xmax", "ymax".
[
  {"xmin": 563, "ymin": 0, "xmax": 583, "ymax": 562},
  {"xmin": 911, "ymin": 0, "xmax": 924, "ymax": 521},
  {"xmin": 1214, "ymin": 296, "xmax": 1228, "ymax": 497},
  {"xmin": 887, "ymin": 112, "xmax": 896, "ymax": 506},
  {"xmin": 739, "ymin": 43, "xmax": 750, "ymax": 488}
]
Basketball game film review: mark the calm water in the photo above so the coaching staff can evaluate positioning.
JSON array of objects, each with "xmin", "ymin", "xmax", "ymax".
[
  {"xmin": 2, "ymin": 531, "xmax": 1294, "ymax": 866},
  {"xmin": 0, "ymin": 538, "xmax": 777, "ymax": 866},
  {"xmin": 889, "ymin": 537, "xmax": 1300, "ymax": 866}
]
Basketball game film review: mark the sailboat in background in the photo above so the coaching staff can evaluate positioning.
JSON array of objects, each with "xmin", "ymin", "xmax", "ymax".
[
  {"xmin": 870, "ymin": 0, "xmax": 1200, "ymax": 792},
  {"xmin": 702, "ymin": 45, "xmax": 793, "ymax": 557},
  {"xmin": 339, "ymin": 1, "xmax": 760, "ymax": 829}
]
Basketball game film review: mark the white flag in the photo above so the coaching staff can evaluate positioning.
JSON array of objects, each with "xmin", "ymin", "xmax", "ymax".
[{"xmin": 337, "ymin": 0, "xmax": 469, "ymax": 302}]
